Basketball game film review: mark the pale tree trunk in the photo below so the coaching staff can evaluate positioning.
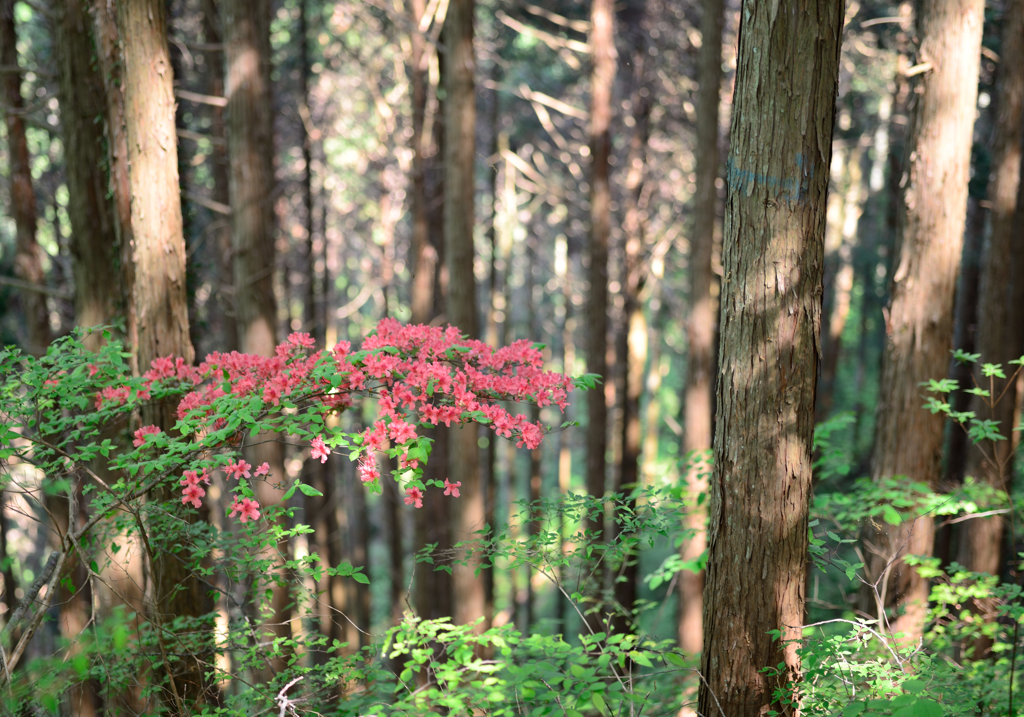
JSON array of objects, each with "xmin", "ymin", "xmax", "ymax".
[
  {"xmin": 954, "ymin": 0, "xmax": 1024, "ymax": 656},
  {"xmin": 222, "ymin": 0, "xmax": 290, "ymax": 676},
  {"xmin": 697, "ymin": 2, "xmax": 842, "ymax": 715},
  {"xmin": 585, "ymin": 0, "xmax": 615, "ymax": 587},
  {"xmin": 679, "ymin": 0, "xmax": 723, "ymax": 658},
  {"xmin": 116, "ymin": 0, "xmax": 206, "ymax": 710},
  {"xmin": 1, "ymin": 0, "xmax": 49, "ymax": 354},
  {"xmin": 864, "ymin": 0, "xmax": 984, "ymax": 644},
  {"xmin": 444, "ymin": 0, "xmax": 485, "ymax": 629}
]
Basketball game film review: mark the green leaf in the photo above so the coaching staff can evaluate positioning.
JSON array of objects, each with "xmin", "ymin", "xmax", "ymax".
[
  {"xmin": 664, "ymin": 652, "xmax": 687, "ymax": 667},
  {"xmin": 297, "ymin": 483, "xmax": 323, "ymax": 497},
  {"xmin": 842, "ymin": 703, "xmax": 866, "ymax": 717},
  {"xmin": 352, "ymin": 571, "xmax": 370, "ymax": 584},
  {"xmin": 591, "ymin": 692, "xmax": 608, "ymax": 715},
  {"xmin": 912, "ymin": 699, "xmax": 943, "ymax": 717},
  {"xmin": 901, "ymin": 680, "xmax": 925, "ymax": 695},
  {"xmin": 882, "ymin": 504, "xmax": 902, "ymax": 526},
  {"xmin": 629, "ymin": 650, "xmax": 654, "ymax": 668}
]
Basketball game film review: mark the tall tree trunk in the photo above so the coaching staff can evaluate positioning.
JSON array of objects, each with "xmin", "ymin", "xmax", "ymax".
[
  {"xmin": 614, "ymin": 26, "xmax": 651, "ymax": 634},
  {"xmin": 58, "ymin": 0, "xmax": 118, "ymax": 339},
  {"xmin": 201, "ymin": 0, "xmax": 237, "ymax": 353},
  {"xmin": 954, "ymin": 0, "xmax": 1024, "ymax": 656},
  {"xmin": 863, "ymin": 0, "xmax": 984, "ymax": 644},
  {"xmin": 409, "ymin": 0, "xmax": 435, "ymax": 326},
  {"xmin": 697, "ymin": 2, "xmax": 842, "ymax": 715},
  {"xmin": 1, "ymin": 0, "xmax": 50, "ymax": 354},
  {"xmin": 55, "ymin": 6, "xmax": 115, "ymax": 713},
  {"xmin": 222, "ymin": 0, "xmax": 290, "ymax": 676},
  {"xmin": 585, "ymin": 0, "xmax": 615, "ymax": 600},
  {"xmin": 444, "ymin": 0, "xmax": 485, "ymax": 629},
  {"xmin": 680, "ymin": 0, "xmax": 723, "ymax": 657},
  {"xmin": 116, "ymin": 0, "xmax": 202, "ymax": 709}
]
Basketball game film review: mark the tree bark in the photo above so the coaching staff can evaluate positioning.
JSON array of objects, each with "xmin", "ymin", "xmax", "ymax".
[
  {"xmin": 697, "ymin": 3, "xmax": 842, "ymax": 715},
  {"xmin": 58, "ymin": 0, "xmax": 118, "ymax": 340},
  {"xmin": 1, "ymin": 0, "xmax": 50, "ymax": 355},
  {"xmin": 954, "ymin": 0, "xmax": 1024, "ymax": 654},
  {"xmin": 222, "ymin": 0, "xmax": 290, "ymax": 676},
  {"xmin": 443, "ymin": 0, "xmax": 485, "ymax": 629},
  {"xmin": 116, "ymin": 0, "xmax": 204, "ymax": 709},
  {"xmin": 585, "ymin": 0, "xmax": 615, "ymax": 578},
  {"xmin": 864, "ymin": 0, "xmax": 984, "ymax": 644},
  {"xmin": 680, "ymin": 0, "xmax": 724, "ymax": 657}
]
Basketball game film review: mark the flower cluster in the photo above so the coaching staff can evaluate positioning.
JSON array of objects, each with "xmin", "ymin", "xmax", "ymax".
[{"xmin": 121, "ymin": 321, "xmax": 575, "ymax": 518}]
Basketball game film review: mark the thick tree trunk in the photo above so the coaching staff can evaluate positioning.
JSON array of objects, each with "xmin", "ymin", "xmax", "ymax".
[
  {"xmin": 864, "ymin": 0, "xmax": 984, "ymax": 644},
  {"xmin": 409, "ymin": 0, "xmax": 435, "ymax": 325},
  {"xmin": 585, "ymin": 0, "xmax": 615, "ymax": 574},
  {"xmin": 222, "ymin": 0, "xmax": 290, "ymax": 676},
  {"xmin": 58, "ymin": 0, "xmax": 118, "ymax": 339},
  {"xmin": 116, "ymin": 0, "xmax": 203, "ymax": 709},
  {"xmin": 680, "ymin": 0, "xmax": 724, "ymax": 658},
  {"xmin": 954, "ymin": 0, "xmax": 1024, "ymax": 656},
  {"xmin": 697, "ymin": 3, "xmax": 842, "ymax": 716},
  {"xmin": 443, "ymin": 0, "xmax": 485, "ymax": 629},
  {"xmin": 1, "ymin": 0, "xmax": 49, "ymax": 354}
]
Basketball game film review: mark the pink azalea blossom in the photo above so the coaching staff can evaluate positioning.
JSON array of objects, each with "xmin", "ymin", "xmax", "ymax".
[
  {"xmin": 358, "ymin": 456, "xmax": 380, "ymax": 484},
  {"xmin": 226, "ymin": 459, "xmax": 252, "ymax": 480},
  {"xmin": 254, "ymin": 462, "xmax": 271, "ymax": 477},
  {"xmin": 229, "ymin": 497, "xmax": 261, "ymax": 523},
  {"xmin": 444, "ymin": 479, "xmax": 461, "ymax": 498},
  {"xmin": 132, "ymin": 425, "xmax": 161, "ymax": 448},
  {"xmin": 181, "ymin": 483, "xmax": 205, "ymax": 508},
  {"xmin": 404, "ymin": 486, "xmax": 424, "ymax": 509},
  {"xmin": 310, "ymin": 436, "xmax": 330, "ymax": 463}
]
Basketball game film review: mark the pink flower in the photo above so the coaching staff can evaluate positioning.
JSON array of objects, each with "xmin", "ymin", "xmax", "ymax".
[
  {"xmin": 388, "ymin": 419, "xmax": 417, "ymax": 445},
  {"xmin": 132, "ymin": 425, "xmax": 161, "ymax": 448},
  {"xmin": 358, "ymin": 456, "xmax": 380, "ymax": 484},
  {"xmin": 229, "ymin": 497, "xmax": 261, "ymax": 523},
  {"xmin": 288, "ymin": 332, "xmax": 316, "ymax": 349},
  {"xmin": 444, "ymin": 479, "xmax": 461, "ymax": 498},
  {"xmin": 310, "ymin": 436, "xmax": 330, "ymax": 463},
  {"xmin": 404, "ymin": 486, "xmax": 424, "ymax": 508},
  {"xmin": 181, "ymin": 483, "xmax": 205, "ymax": 508},
  {"xmin": 226, "ymin": 459, "xmax": 252, "ymax": 480},
  {"xmin": 254, "ymin": 462, "xmax": 270, "ymax": 477},
  {"xmin": 87, "ymin": 363, "xmax": 99, "ymax": 378}
]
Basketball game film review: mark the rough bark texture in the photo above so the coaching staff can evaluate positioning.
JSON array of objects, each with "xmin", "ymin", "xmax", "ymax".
[
  {"xmin": 1, "ymin": 0, "xmax": 50, "ymax": 355},
  {"xmin": 409, "ymin": 0, "xmax": 435, "ymax": 326},
  {"xmin": 443, "ymin": 0, "xmax": 485, "ymax": 628},
  {"xmin": 58, "ymin": 0, "xmax": 118, "ymax": 338},
  {"xmin": 222, "ymin": 0, "xmax": 291, "ymax": 675},
  {"xmin": 864, "ymin": 0, "xmax": 984, "ymax": 643},
  {"xmin": 116, "ymin": 0, "xmax": 203, "ymax": 709},
  {"xmin": 697, "ymin": 3, "xmax": 842, "ymax": 715},
  {"xmin": 955, "ymin": 0, "xmax": 1024, "ymax": 645},
  {"xmin": 680, "ymin": 0, "xmax": 723, "ymax": 657},
  {"xmin": 585, "ymin": 0, "xmax": 615, "ymax": 551}
]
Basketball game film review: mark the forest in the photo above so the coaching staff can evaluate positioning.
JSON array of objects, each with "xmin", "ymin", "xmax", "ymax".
[{"xmin": 0, "ymin": 0, "xmax": 1022, "ymax": 715}]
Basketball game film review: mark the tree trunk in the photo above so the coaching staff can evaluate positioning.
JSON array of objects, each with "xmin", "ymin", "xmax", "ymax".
[
  {"xmin": 222, "ymin": 0, "xmax": 290, "ymax": 676},
  {"xmin": 1, "ymin": 0, "xmax": 50, "ymax": 355},
  {"xmin": 116, "ymin": 0, "xmax": 203, "ymax": 709},
  {"xmin": 409, "ymin": 0, "xmax": 435, "ymax": 325},
  {"xmin": 443, "ymin": 0, "xmax": 484, "ymax": 629},
  {"xmin": 863, "ymin": 0, "xmax": 984, "ymax": 644},
  {"xmin": 58, "ymin": 0, "xmax": 118, "ymax": 339},
  {"xmin": 585, "ymin": 0, "xmax": 615, "ymax": 578},
  {"xmin": 201, "ymin": 0, "xmax": 237, "ymax": 353},
  {"xmin": 680, "ymin": 0, "xmax": 723, "ymax": 658},
  {"xmin": 954, "ymin": 0, "xmax": 1024, "ymax": 656},
  {"xmin": 697, "ymin": 3, "xmax": 842, "ymax": 715}
]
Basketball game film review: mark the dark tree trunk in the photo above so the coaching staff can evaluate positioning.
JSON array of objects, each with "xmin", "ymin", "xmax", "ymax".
[
  {"xmin": 58, "ymin": 0, "xmax": 118, "ymax": 340},
  {"xmin": 1, "ymin": 0, "xmax": 50, "ymax": 354},
  {"xmin": 863, "ymin": 0, "xmax": 984, "ymax": 644},
  {"xmin": 697, "ymin": 3, "xmax": 843, "ymax": 715}
]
